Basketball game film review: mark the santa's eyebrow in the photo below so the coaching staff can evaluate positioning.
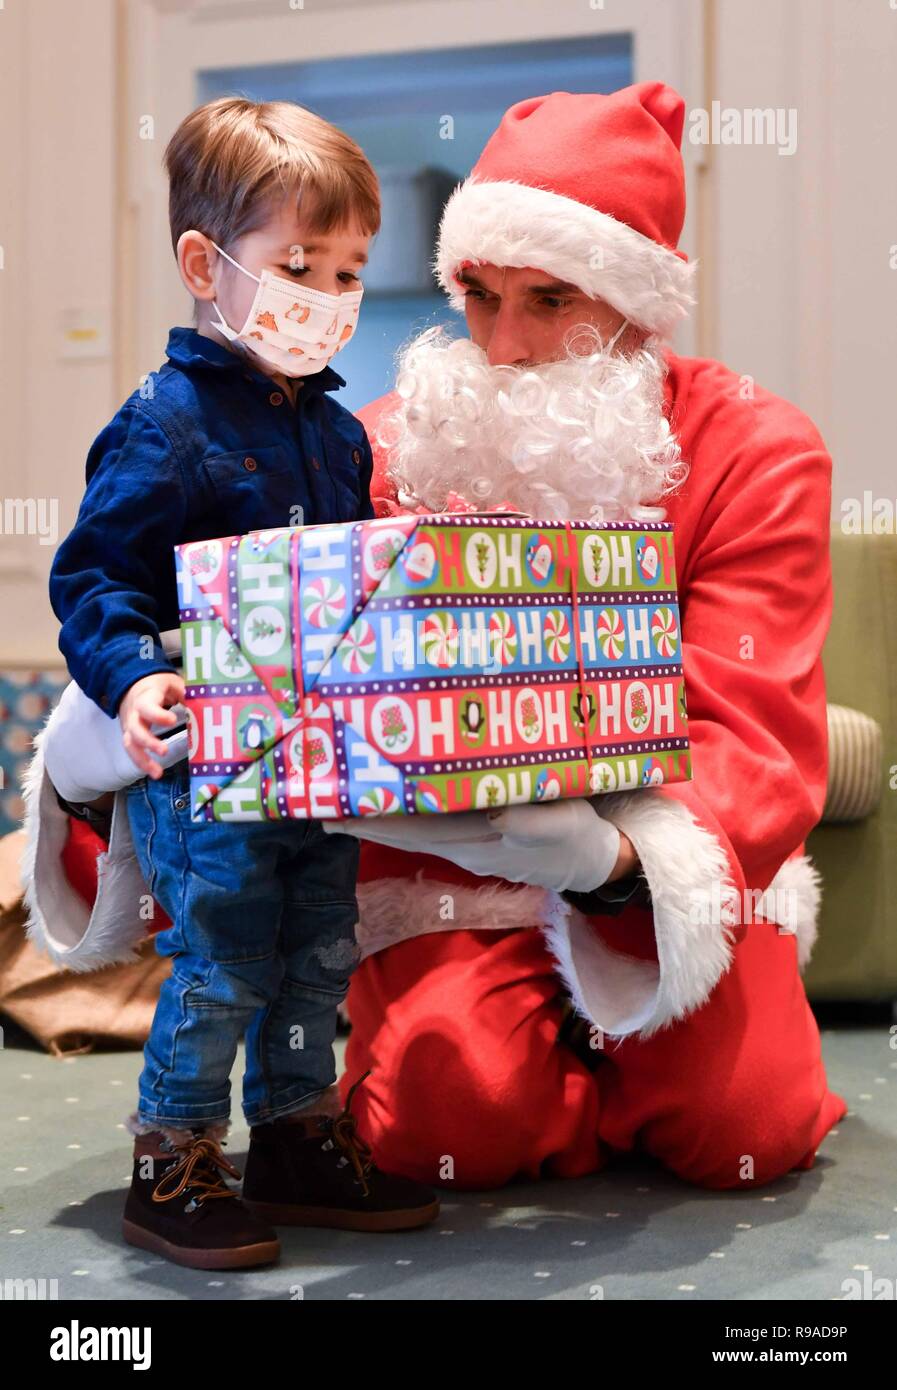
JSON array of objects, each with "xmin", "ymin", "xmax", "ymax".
[
  {"xmin": 454, "ymin": 268, "xmax": 582, "ymax": 296},
  {"xmin": 525, "ymin": 278, "xmax": 581, "ymax": 296}
]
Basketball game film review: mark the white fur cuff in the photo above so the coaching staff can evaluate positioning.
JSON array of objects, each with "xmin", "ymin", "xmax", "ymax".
[
  {"xmin": 21, "ymin": 725, "xmax": 151, "ymax": 971},
  {"xmin": 541, "ymin": 788, "xmax": 823, "ymax": 1039}
]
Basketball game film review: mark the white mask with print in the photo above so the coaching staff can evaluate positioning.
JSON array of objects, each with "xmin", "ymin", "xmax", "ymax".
[{"xmin": 209, "ymin": 241, "xmax": 363, "ymax": 378}]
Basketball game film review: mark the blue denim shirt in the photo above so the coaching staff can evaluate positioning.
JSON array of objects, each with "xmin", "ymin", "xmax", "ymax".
[{"xmin": 50, "ymin": 327, "xmax": 374, "ymax": 715}]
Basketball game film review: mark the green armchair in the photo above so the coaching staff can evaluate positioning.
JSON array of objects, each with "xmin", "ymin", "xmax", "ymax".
[{"xmin": 804, "ymin": 530, "xmax": 897, "ymax": 1001}]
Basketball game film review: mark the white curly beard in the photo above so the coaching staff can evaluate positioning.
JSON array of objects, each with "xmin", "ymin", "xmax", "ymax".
[{"xmin": 375, "ymin": 325, "xmax": 688, "ymax": 524}]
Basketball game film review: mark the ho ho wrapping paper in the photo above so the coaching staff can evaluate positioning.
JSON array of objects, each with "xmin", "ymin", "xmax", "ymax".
[{"xmin": 175, "ymin": 515, "xmax": 692, "ymax": 821}]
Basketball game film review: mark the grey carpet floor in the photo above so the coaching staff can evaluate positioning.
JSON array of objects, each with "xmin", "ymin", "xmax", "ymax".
[{"xmin": 1, "ymin": 1024, "xmax": 895, "ymax": 1301}]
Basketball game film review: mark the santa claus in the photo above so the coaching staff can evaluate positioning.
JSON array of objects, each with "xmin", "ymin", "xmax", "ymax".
[
  {"xmin": 21, "ymin": 81, "xmax": 845, "ymax": 1194},
  {"xmin": 323, "ymin": 81, "xmax": 847, "ymax": 1189}
]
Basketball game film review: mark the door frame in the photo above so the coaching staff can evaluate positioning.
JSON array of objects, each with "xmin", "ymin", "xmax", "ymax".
[{"xmin": 119, "ymin": 0, "xmax": 709, "ymax": 392}]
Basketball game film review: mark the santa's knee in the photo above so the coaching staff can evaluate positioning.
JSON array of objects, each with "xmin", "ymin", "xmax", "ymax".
[
  {"xmin": 426, "ymin": 1085, "xmax": 539, "ymax": 1189},
  {"xmin": 648, "ymin": 1091, "xmax": 817, "ymax": 1191},
  {"xmin": 344, "ymin": 1042, "xmax": 539, "ymax": 1189},
  {"xmin": 400, "ymin": 1083, "xmax": 537, "ymax": 1190}
]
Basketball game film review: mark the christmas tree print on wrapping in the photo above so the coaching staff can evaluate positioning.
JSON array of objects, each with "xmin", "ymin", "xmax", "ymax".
[
  {"xmin": 482, "ymin": 776, "xmax": 504, "ymax": 807},
  {"xmin": 595, "ymin": 765, "xmax": 614, "ymax": 792},
  {"xmin": 221, "ymin": 636, "xmax": 244, "ymax": 674},
  {"xmin": 249, "ymin": 614, "xmax": 284, "ymax": 643},
  {"xmin": 474, "ymin": 536, "xmax": 491, "ymax": 583}
]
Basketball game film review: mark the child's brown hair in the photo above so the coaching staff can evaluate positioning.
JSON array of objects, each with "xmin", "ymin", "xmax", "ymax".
[{"xmin": 163, "ymin": 96, "xmax": 380, "ymax": 254}]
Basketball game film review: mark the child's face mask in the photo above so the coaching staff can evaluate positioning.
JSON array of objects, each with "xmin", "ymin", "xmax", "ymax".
[{"xmin": 209, "ymin": 241, "xmax": 363, "ymax": 378}]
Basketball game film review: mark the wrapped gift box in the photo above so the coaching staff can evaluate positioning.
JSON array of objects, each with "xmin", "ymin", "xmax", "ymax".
[{"xmin": 175, "ymin": 515, "xmax": 691, "ymax": 821}]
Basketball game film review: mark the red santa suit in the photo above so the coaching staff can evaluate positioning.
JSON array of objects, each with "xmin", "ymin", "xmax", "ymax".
[{"xmin": 338, "ymin": 84, "xmax": 847, "ymax": 1188}]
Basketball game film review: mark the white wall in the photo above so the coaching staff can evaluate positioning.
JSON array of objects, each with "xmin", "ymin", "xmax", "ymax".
[
  {"xmin": 1, "ymin": 0, "xmax": 893, "ymax": 667},
  {"xmin": 0, "ymin": 0, "xmax": 118, "ymax": 666},
  {"xmin": 708, "ymin": 0, "xmax": 897, "ymax": 513}
]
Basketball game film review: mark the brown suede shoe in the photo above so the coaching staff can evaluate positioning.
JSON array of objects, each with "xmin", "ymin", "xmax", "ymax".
[
  {"xmin": 122, "ymin": 1130, "xmax": 280, "ymax": 1270},
  {"xmin": 243, "ymin": 1075, "xmax": 439, "ymax": 1233}
]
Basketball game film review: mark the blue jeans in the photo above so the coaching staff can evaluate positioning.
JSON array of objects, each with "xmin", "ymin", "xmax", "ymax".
[{"xmin": 125, "ymin": 760, "xmax": 360, "ymax": 1129}]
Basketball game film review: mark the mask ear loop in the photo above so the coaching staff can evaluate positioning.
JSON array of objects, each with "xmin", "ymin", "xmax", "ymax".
[
  {"xmin": 604, "ymin": 317, "xmax": 630, "ymax": 354},
  {"xmin": 208, "ymin": 240, "xmax": 261, "ymax": 340},
  {"xmin": 209, "ymin": 240, "xmax": 261, "ymax": 284}
]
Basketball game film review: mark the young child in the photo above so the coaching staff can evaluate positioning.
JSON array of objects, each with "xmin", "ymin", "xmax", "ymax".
[{"xmin": 47, "ymin": 97, "xmax": 438, "ymax": 1269}]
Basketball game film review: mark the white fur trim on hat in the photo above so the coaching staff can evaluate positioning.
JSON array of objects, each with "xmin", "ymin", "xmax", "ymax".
[
  {"xmin": 541, "ymin": 788, "xmax": 823, "ymax": 1040},
  {"xmin": 436, "ymin": 179, "xmax": 697, "ymax": 339}
]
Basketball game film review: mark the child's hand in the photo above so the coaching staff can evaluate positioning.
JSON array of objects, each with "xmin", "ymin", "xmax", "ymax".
[{"xmin": 119, "ymin": 672, "xmax": 186, "ymax": 779}]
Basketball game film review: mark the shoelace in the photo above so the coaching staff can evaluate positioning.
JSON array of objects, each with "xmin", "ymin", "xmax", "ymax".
[
  {"xmin": 327, "ymin": 1071, "xmax": 374, "ymax": 1198},
  {"xmin": 152, "ymin": 1137, "xmax": 241, "ymax": 1209}
]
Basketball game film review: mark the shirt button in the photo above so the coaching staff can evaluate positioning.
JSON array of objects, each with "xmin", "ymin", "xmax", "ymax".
[
  {"xmin": 100, "ymin": 694, "xmax": 109, "ymax": 709},
  {"xmin": 311, "ymin": 456, "xmax": 321, "ymax": 471},
  {"xmin": 352, "ymin": 448, "xmax": 362, "ymax": 466},
  {"xmin": 269, "ymin": 391, "xmax": 284, "ymax": 406},
  {"xmin": 243, "ymin": 456, "xmax": 258, "ymax": 472}
]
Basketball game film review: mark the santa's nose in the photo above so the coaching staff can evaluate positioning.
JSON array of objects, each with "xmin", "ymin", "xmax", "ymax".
[{"xmin": 484, "ymin": 306, "xmax": 532, "ymax": 367}]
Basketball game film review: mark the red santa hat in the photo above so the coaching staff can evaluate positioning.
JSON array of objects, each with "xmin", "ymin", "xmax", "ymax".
[{"xmin": 435, "ymin": 81, "xmax": 696, "ymax": 340}]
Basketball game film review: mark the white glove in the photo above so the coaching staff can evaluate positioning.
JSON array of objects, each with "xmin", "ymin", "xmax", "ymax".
[
  {"xmin": 324, "ymin": 798, "xmax": 621, "ymax": 894},
  {"xmin": 42, "ymin": 679, "xmax": 189, "ymax": 804}
]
